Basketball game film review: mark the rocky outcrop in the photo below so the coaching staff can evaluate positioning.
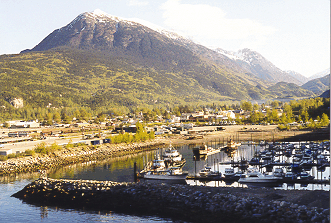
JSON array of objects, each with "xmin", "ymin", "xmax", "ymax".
[{"xmin": 8, "ymin": 97, "xmax": 24, "ymax": 108}]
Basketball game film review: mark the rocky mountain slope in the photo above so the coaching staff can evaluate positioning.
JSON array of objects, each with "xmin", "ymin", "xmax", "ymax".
[
  {"xmin": 216, "ymin": 48, "xmax": 307, "ymax": 85},
  {"xmin": 0, "ymin": 10, "xmax": 315, "ymax": 110}
]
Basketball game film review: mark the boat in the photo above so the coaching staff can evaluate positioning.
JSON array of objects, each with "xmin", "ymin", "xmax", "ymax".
[
  {"xmin": 273, "ymin": 167, "xmax": 285, "ymax": 178},
  {"xmin": 198, "ymin": 166, "xmax": 222, "ymax": 178},
  {"xmin": 139, "ymin": 154, "xmax": 166, "ymax": 175},
  {"xmin": 224, "ymin": 168, "xmax": 243, "ymax": 180},
  {"xmin": 223, "ymin": 168, "xmax": 235, "ymax": 178},
  {"xmin": 226, "ymin": 139, "xmax": 241, "ymax": 149},
  {"xmin": 162, "ymin": 144, "xmax": 186, "ymax": 168},
  {"xmin": 144, "ymin": 167, "xmax": 188, "ymax": 180},
  {"xmin": 238, "ymin": 169, "xmax": 282, "ymax": 183},
  {"xmin": 194, "ymin": 144, "xmax": 220, "ymax": 156},
  {"xmin": 249, "ymin": 157, "xmax": 260, "ymax": 165},
  {"xmin": 284, "ymin": 171, "xmax": 297, "ymax": 180},
  {"xmin": 163, "ymin": 145, "xmax": 182, "ymax": 161},
  {"xmin": 298, "ymin": 171, "xmax": 314, "ymax": 180},
  {"xmin": 233, "ymin": 170, "xmax": 244, "ymax": 179}
]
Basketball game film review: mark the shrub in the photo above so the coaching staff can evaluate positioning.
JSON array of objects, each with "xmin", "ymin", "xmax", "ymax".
[
  {"xmin": 7, "ymin": 153, "xmax": 17, "ymax": 159},
  {"xmin": 24, "ymin": 149, "xmax": 35, "ymax": 156},
  {"xmin": 0, "ymin": 155, "xmax": 7, "ymax": 161},
  {"xmin": 34, "ymin": 143, "xmax": 48, "ymax": 154}
]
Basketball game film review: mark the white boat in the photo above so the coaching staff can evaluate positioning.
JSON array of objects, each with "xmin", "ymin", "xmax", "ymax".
[
  {"xmin": 140, "ymin": 154, "xmax": 166, "ymax": 175},
  {"xmin": 298, "ymin": 171, "xmax": 314, "ymax": 180},
  {"xmin": 238, "ymin": 169, "xmax": 282, "ymax": 183},
  {"xmin": 144, "ymin": 167, "xmax": 188, "ymax": 180},
  {"xmin": 162, "ymin": 145, "xmax": 183, "ymax": 162},
  {"xmin": 198, "ymin": 166, "xmax": 221, "ymax": 178},
  {"xmin": 284, "ymin": 171, "xmax": 297, "ymax": 180},
  {"xmin": 273, "ymin": 168, "xmax": 285, "ymax": 178},
  {"xmin": 196, "ymin": 144, "xmax": 221, "ymax": 156},
  {"xmin": 224, "ymin": 168, "xmax": 235, "ymax": 178},
  {"xmin": 226, "ymin": 139, "xmax": 241, "ymax": 149}
]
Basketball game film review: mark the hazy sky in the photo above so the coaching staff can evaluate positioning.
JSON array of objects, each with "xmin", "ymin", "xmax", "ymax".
[{"xmin": 0, "ymin": 0, "xmax": 329, "ymax": 77}]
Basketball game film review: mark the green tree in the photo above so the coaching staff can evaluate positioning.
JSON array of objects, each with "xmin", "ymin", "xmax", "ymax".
[
  {"xmin": 53, "ymin": 112, "xmax": 61, "ymax": 123},
  {"xmin": 253, "ymin": 103, "xmax": 260, "ymax": 111},
  {"xmin": 320, "ymin": 113, "xmax": 330, "ymax": 126},
  {"xmin": 240, "ymin": 100, "xmax": 253, "ymax": 111},
  {"xmin": 271, "ymin": 101, "xmax": 280, "ymax": 108}
]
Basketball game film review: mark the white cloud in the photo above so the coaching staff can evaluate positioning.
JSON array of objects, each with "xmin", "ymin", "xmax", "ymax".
[
  {"xmin": 161, "ymin": 0, "xmax": 276, "ymax": 48},
  {"xmin": 128, "ymin": 0, "xmax": 149, "ymax": 6}
]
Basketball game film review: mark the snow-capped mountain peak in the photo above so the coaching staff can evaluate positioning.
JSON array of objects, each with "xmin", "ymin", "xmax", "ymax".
[{"xmin": 215, "ymin": 48, "xmax": 305, "ymax": 85}]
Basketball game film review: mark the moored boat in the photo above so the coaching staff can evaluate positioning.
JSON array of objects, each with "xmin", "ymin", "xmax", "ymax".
[
  {"xmin": 198, "ymin": 166, "xmax": 222, "ymax": 178},
  {"xmin": 238, "ymin": 169, "xmax": 282, "ymax": 183},
  {"xmin": 162, "ymin": 144, "xmax": 186, "ymax": 168},
  {"xmin": 144, "ymin": 167, "xmax": 188, "ymax": 180},
  {"xmin": 224, "ymin": 168, "xmax": 235, "ymax": 178}
]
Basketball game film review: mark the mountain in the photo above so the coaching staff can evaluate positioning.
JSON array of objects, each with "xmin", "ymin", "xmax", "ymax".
[
  {"xmin": 216, "ymin": 48, "xmax": 305, "ymax": 85},
  {"xmin": 308, "ymin": 68, "xmax": 330, "ymax": 80},
  {"xmin": 301, "ymin": 74, "xmax": 330, "ymax": 95},
  {"xmin": 320, "ymin": 90, "xmax": 330, "ymax": 98},
  {"xmin": 284, "ymin": 70, "xmax": 309, "ymax": 85},
  {"xmin": 0, "ymin": 10, "xmax": 315, "ymax": 112},
  {"xmin": 267, "ymin": 82, "xmax": 315, "ymax": 98}
]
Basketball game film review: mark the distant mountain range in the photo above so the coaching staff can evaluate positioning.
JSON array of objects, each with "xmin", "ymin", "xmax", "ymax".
[
  {"xmin": 0, "ymin": 10, "xmax": 322, "ymax": 111},
  {"xmin": 216, "ymin": 48, "xmax": 308, "ymax": 85},
  {"xmin": 309, "ymin": 68, "xmax": 330, "ymax": 80},
  {"xmin": 302, "ymin": 74, "xmax": 330, "ymax": 95}
]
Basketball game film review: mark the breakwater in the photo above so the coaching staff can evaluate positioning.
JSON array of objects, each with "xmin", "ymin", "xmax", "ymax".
[
  {"xmin": 0, "ymin": 141, "xmax": 165, "ymax": 175},
  {"xmin": 12, "ymin": 178, "xmax": 329, "ymax": 223}
]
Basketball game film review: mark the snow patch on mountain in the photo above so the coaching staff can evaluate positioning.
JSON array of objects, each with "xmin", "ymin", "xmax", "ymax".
[
  {"xmin": 63, "ymin": 9, "xmax": 186, "ymax": 41},
  {"xmin": 216, "ymin": 48, "xmax": 258, "ymax": 65}
]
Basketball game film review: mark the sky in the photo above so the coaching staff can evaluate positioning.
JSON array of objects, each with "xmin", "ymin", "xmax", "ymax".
[{"xmin": 0, "ymin": 0, "xmax": 329, "ymax": 77}]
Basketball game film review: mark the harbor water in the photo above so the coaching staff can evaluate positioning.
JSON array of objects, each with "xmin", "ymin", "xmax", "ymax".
[{"xmin": 0, "ymin": 143, "xmax": 329, "ymax": 222}]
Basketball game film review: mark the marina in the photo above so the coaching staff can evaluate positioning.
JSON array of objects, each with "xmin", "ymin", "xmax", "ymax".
[
  {"xmin": 1, "ymin": 139, "xmax": 329, "ymax": 223},
  {"xmin": 133, "ymin": 140, "xmax": 330, "ymax": 190}
]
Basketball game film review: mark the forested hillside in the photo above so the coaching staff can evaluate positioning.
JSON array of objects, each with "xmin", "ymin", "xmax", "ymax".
[{"xmin": 0, "ymin": 11, "xmax": 318, "ymax": 121}]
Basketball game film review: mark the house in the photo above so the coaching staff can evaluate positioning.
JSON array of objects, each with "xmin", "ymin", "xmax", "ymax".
[
  {"xmin": 6, "ymin": 120, "xmax": 40, "ymax": 128},
  {"xmin": 0, "ymin": 148, "xmax": 13, "ymax": 156}
]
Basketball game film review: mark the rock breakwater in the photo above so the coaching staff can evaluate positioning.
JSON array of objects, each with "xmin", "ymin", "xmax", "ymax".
[
  {"xmin": 0, "ymin": 141, "xmax": 164, "ymax": 175},
  {"xmin": 12, "ymin": 178, "xmax": 330, "ymax": 223}
]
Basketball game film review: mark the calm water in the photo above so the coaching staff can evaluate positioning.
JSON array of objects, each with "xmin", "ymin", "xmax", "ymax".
[{"xmin": 0, "ymin": 143, "xmax": 329, "ymax": 222}]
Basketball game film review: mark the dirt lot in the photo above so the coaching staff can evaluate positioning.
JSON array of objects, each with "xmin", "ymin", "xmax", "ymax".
[{"xmin": 158, "ymin": 125, "xmax": 330, "ymax": 146}]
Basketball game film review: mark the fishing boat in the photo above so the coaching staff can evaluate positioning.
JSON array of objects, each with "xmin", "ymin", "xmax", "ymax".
[
  {"xmin": 224, "ymin": 168, "xmax": 235, "ymax": 178},
  {"xmin": 162, "ymin": 144, "xmax": 186, "ymax": 168},
  {"xmin": 139, "ymin": 154, "xmax": 166, "ymax": 175},
  {"xmin": 284, "ymin": 171, "xmax": 297, "ymax": 180},
  {"xmin": 194, "ymin": 144, "xmax": 220, "ymax": 157},
  {"xmin": 198, "ymin": 166, "xmax": 222, "ymax": 178},
  {"xmin": 162, "ymin": 144, "xmax": 182, "ymax": 161},
  {"xmin": 273, "ymin": 167, "xmax": 285, "ymax": 178},
  {"xmin": 238, "ymin": 169, "xmax": 282, "ymax": 183},
  {"xmin": 298, "ymin": 171, "xmax": 314, "ymax": 180},
  {"xmin": 144, "ymin": 167, "xmax": 188, "ymax": 180},
  {"xmin": 226, "ymin": 139, "xmax": 241, "ymax": 149}
]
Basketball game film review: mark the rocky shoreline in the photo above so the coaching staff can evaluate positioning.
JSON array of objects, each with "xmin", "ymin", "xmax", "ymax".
[
  {"xmin": 0, "ymin": 140, "xmax": 165, "ymax": 175},
  {"xmin": 12, "ymin": 178, "xmax": 330, "ymax": 223}
]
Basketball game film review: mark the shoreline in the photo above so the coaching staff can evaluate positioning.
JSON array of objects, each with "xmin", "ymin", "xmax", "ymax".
[{"xmin": 0, "ymin": 126, "xmax": 329, "ymax": 176}]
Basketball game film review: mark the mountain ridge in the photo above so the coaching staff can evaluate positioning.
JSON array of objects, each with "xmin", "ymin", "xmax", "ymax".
[
  {"xmin": 1, "ymin": 10, "xmax": 315, "ymax": 111},
  {"xmin": 216, "ymin": 48, "xmax": 307, "ymax": 85}
]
